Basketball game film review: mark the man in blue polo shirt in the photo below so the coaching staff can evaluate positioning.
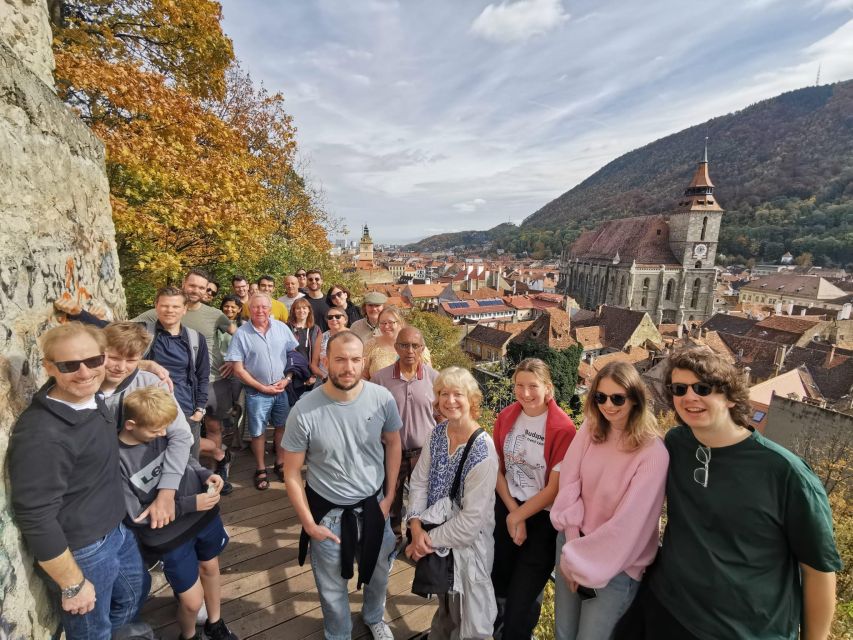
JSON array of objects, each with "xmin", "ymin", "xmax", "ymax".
[{"xmin": 226, "ymin": 292, "xmax": 298, "ymax": 491}]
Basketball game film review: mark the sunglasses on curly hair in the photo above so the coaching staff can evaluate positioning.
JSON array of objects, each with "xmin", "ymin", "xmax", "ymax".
[
  {"xmin": 593, "ymin": 392, "xmax": 627, "ymax": 406},
  {"xmin": 668, "ymin": 382, "xmax": 716, "ymax": 397}
]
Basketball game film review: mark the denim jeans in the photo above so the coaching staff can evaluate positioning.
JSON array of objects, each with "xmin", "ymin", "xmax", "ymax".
[
  {"xmin": 554, "ymin": 531, "xmax": 640, "ymax": 640},
  {"xmin": 309, "ymin": 507, "xmax": 397, "ymax": 640},
  {"xmin": 60, "ymin": 523, "xmax": 148, "ymax": 640}
]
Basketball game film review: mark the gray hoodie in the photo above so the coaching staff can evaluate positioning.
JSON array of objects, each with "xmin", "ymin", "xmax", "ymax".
[
  {"xmin": 102, "ymin": 369, "xmax": 192, "ymax": 491},
  {"xmin": 119, "ymin": 435, "xmax": 216, "ymax": 552}
]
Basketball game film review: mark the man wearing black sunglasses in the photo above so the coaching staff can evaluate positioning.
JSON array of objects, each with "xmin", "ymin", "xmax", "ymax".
[
  {"xmin": 9, "ymin": 323, "xmax": 147, "ymax": 639},
  {"xmin": 618, "ymin": 347, "xmax": 840, "ymax": 640},
  {"xmin": 304, "ymin": 270, "xmax": 330, "ymax": 332}
]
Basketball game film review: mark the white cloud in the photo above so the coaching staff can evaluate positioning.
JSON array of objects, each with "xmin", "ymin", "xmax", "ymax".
[
  {"xmin": 452, "ymin": 198, "xmax": 488, "ymax": 213},
  {"xmin": 221, "ymin": 0, "xmax": 853, "ymax": 242},
  {"xmin": 470, "ymin": 0, "xmax": 570, "ymax": 43}
]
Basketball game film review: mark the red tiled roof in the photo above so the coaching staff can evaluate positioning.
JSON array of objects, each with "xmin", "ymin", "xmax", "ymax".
[
  {"xmin": 568, "ymin": 215, "xmax": 680, "ymax": 266},
  {"xmin": 405, "ymin": 284, "xmax": 446, "ymax": 298},
  {"xmin": 573, "ymin": 326, "xmax": 605, "ymax": 350},
  {"xmin": 572, "ymin": 305, "xmax": 650, "ymax": 350},
  {"xmin": 512, "ymin": 308, "xmax": 576, "ymax": 350},
  {"xmin": 457, "ymin": 287, "xmax": 502, "ymax": 300},
  {"xmin": 753, "ymin": 316, "xmax": 822, "ymax": 334},
  {"xmin": 465, "ymin": 324, "xmax": 514, "ymax": 349}
]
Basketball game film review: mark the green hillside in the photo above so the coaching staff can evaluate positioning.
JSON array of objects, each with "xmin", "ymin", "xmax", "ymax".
[{"xmin": 410, "ymin": 81, "xmax": 853, "ymax": 266}]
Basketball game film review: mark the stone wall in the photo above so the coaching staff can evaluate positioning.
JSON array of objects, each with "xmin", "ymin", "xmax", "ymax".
[
  {"xmin": 763, "ymin": 395, "xmax": 853, "ymax": 454},
  {"xmin": 0, "ymin": 0, "xmax": 54, "ymax": 87},
  {"xmin": 0, "ymin": 1, "xmax": 125, "ymax": 636}
]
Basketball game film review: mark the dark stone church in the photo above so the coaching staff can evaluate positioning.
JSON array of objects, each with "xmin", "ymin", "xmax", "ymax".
[{"xmin": 559, "ymin": 153, "xmax": 722, "ymax": 324}]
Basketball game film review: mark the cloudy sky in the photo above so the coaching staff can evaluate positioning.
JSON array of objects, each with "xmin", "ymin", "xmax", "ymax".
[{"xmin": 219, "ymin": 0, "xmax": 853, "ymax": 244}]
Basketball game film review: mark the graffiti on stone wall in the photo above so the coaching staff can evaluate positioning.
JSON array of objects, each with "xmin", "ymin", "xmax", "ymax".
[{"xmin": 0, "ymin": 245, "xmax": 123, "ymax": 639}]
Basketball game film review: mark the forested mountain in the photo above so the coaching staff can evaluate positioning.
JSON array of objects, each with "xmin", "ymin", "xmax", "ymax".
[{"xmin": 409, "ymin": 81, "xmax": 853, "ymax": 267}]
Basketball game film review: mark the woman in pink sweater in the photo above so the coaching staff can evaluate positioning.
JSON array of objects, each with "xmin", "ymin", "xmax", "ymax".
[{"xmin": 550, "ymin": 361, "xmax": 668, "ymax": 640}]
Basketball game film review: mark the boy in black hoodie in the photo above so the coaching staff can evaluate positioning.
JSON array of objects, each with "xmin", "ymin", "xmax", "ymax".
[{"xmin": 119, "ymin": 388, "xmax": 237, "ymax": 640}]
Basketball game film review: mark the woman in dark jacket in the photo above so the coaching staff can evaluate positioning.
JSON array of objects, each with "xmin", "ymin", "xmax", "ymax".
[{"xmin": 325, "ymin": 283, "xmax": 362, "ymax": 326}]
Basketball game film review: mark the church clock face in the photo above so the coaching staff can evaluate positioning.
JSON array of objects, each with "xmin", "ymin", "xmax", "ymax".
[{"xmin": 693, "ymin": 243, "xmax": 708, "ymax": 258}]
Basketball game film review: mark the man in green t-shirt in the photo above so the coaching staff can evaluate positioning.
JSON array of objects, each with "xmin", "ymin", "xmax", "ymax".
[{"xmin": 619, "ymin": 346, "xmax": 840, "ymax": 640}]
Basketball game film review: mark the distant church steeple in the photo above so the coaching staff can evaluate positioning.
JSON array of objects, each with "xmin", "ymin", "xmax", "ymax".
[
  {"xmin": 358, "ymin": 223, "xmax": 374, "ymax": 269},
  {"xmin": 675, "ymin": 138, "xmax": 723, "ymax": 213}
]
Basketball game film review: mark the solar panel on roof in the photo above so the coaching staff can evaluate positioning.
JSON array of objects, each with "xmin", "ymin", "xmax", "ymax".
[
  {"xmin": 478, "ymin": 299, "xmax": 502, "ymax": 307},
  {"xmin": 448, "ymin": 301, "xmax": 468, "ymax": 309}
]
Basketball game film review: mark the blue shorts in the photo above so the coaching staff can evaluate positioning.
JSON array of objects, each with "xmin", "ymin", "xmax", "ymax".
[
  {"xmin": 245, "ymin": 387, "xmax": 290, "ymax": 437},
  {"xmin": 162, "ymin": 515, "xmax": 229, "ymax": 594}
]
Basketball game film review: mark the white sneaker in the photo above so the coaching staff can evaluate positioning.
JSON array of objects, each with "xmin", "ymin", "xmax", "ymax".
[
  {"xmin": 196, "ymin": 601, "xmax": 208, "ymax": 625},
  {"xmin": 367, "ymin": 620, "xmax": 394, "ymax": 640}
]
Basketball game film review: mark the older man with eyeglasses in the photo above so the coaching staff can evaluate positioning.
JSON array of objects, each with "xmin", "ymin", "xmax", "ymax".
[
  {"xmin": 370, "ymin": 327, "xmax": 439, "ymax": 547},
  {"xmin": 615, "ymin": 346, "xmax": 840, "ymax": 640}
]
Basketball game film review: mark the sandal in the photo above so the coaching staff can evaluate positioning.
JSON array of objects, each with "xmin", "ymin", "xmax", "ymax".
[
  {"xmin": 253, "ymin": 469, "xmax": 270, "ymax": 491},
  {"xmin": 273, "ymin": 462, "xmax": 285, "ymax": 484}
]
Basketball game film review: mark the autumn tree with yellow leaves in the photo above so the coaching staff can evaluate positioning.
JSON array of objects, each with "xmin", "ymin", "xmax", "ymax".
[{"xmin": 50, "ymin": 0, "xmax": 338, "ymax": 312}]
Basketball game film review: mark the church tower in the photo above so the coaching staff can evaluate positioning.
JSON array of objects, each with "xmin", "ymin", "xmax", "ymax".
[
  {"xmin": 667, "ymin": 142, "xmax": 724, "ymax": 270},
  {"xmin": 358, "ymin": 224, "xmax": 374, "ymax": 268}
]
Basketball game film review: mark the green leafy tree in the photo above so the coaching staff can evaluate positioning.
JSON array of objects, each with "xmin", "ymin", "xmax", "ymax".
[
  {"xmin": 506, "ymin": 340, "xmax": 582, "ymax": 404},
  {"xmin": 406, "ymin": 310, "xmax": 471, "ymax": 371}
]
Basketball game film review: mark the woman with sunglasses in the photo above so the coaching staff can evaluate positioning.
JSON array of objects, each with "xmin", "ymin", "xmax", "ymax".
[
  {"xmin": 311, "ymin": 307, "xmax": 349, "ymax": 383},
  {"xmin": 362, "ymin": 307, "xmax": 432, "ymax": 380},
  {"xmin": 550, "ymin": 361, "xmax": 667, "ymax": 640},
  {"xmin": 491, "ymin": 358, "xmax": 575, "ymax": 639},
  {"xmin": 616, "ymin": 347, "xmax": 840, "ymax": 640},
  {"xmin": 325, "ymin": 283, "xmax": 362, "ymax": 326}
]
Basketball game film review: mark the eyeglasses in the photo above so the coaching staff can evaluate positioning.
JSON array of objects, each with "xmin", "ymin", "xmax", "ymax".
[
  {"xmin": 330, "ymin": 291, "xmax": 345, "ymax": 298},
  {"xmin": 593, "ymin": 392, "xmax": 627, "ymax": 406},
  {"xmin": 669, "ymin": 382, "xmax": 716, "ymax": 397},
  {"xmin": 327, "ymin": 314, "xmax": 346, "ymax": 321},
  {"xmin": 396, "ymin": 343, "xmax": 424, "ymax": 351},
  {"xmin": 206, "ymin": 288, "xmax": 217, "ymax": 295},
  {"xmin": 51, "ymin": 354, "xmax": 106, "ymax": 373},
  {"xmin": 307, "ymin": 277, "xmax": 321, "ymax": 282},
  {"xmin": 694, "ymin": 445, "xmax": 711, "ymax": 488},
  {"xmin": 296, "ymin": 272, "xmax": 307, "ymax": 277}
]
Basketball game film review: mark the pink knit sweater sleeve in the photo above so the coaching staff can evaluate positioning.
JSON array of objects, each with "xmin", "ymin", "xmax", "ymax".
[
  {"xmin": 561, "ymin": 439, "xmax": 669, "ymax": 588},
  {"xmin": 549, "ymin": 422, "xmax": 591, "ymax": 540}
]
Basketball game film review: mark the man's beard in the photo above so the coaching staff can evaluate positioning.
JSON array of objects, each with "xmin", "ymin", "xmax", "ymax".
[{"xmin": 329, "ymin": 370, "xmax": 361, "ymax": 391}]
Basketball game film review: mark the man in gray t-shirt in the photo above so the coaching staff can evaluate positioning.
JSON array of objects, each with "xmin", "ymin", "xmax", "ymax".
[{"xmin": 283, "ymin": 331, "xmax": 402, "ymax": 640}]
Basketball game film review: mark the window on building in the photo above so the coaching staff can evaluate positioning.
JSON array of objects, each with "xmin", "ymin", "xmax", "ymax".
[
  {"xmin": 619, "ymin": 276, "xmax": 626, "ymax": 303},
  {"xmin": 641, "ymin": 278, "xmax": 650, "ymax": 307},
  {"xmin": 701, "ymin": 216, "xmax": 708, "ymax": 241},
  {"xmin": 665, "ymin": 279, "xmax": 674, "ymax": 301},
  {"xmin": 751, "ymin": 410, "xmax": 766, "ymax": 423},
  {"xmin": 691, "ymin": 278, "xmax": 701, "ymax": 308},
  {"xmin": 695, "ymin": 261, "xmax": 702, "ymax": 269}
]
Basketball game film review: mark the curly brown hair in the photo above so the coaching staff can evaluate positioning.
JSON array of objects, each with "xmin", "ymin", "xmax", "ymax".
[{"xmin": 664, "ymin": 346, "xmax": 752, "ymax": 428}]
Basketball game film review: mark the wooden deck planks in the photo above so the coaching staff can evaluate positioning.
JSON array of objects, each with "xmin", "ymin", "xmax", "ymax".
[{"xmin": 141, "ymin": 451, "xmax": 436, "ymax": 638}]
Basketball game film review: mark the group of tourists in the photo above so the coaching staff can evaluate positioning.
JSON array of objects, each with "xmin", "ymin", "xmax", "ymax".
[{"xmin": 7, "ymin": 264, "xmax": 842, "ymax": 640}]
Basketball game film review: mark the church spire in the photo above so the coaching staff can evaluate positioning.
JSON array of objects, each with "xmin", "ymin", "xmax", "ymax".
[{"xmin": 675, "ymin": 141, "xmax": 723, "ymax": 212}]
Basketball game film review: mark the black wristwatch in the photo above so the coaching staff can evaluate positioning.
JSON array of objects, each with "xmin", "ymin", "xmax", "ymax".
[{"xmin": 61, "ymin": 578, "xmax": 86, "ymax": 599}]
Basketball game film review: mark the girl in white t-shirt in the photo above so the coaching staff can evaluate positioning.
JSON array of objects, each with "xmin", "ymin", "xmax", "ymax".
[{"xmin": 492, "ymin": 358, "xmax": 576, "ymax": 639}]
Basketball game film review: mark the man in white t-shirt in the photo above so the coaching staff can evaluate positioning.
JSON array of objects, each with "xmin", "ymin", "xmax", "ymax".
[{"xmin": 278, "ymin": 275, "xmax": 304, "ymax": 311}]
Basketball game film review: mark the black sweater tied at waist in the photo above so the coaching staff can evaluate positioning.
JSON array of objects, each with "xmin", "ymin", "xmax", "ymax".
[{"xmin": 298, "ymin": 483, "xmax": 385, "ymax": 589}]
